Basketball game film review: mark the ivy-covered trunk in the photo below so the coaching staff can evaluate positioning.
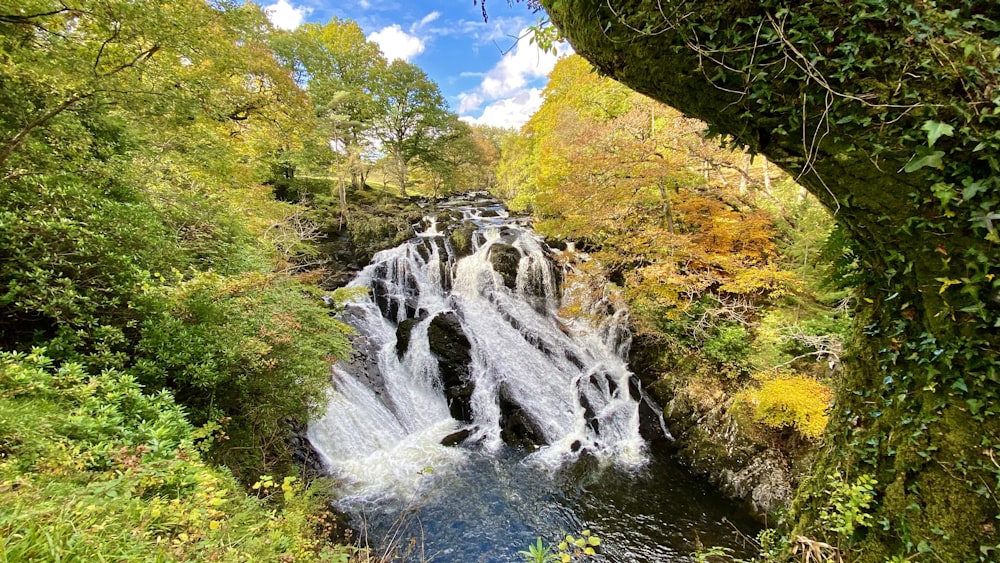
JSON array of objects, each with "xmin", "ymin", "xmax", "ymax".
[{"xmin": 541, "ymin": 0, "xmax": 1000, "ymax": 560}]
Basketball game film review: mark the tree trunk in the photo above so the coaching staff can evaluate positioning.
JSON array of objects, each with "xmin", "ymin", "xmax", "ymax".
[
  {"xmin": 762, "ymin": 155, "xmax": 771, "ymax": 195},
  {"xmin": 657, "ymin": 178, "xmax": 675, "ymax": 235},
  {"xmin": 338, "ymin": 176, "xmax": 347, "ymax": 231},
  {"xmin": 395, "ymin": 153, "xmax": 408, "ymax": 197},
  {"xmin": 738, "ymin": 152, "xmax": 749, "ymax": 196},
  {"xmin": 543, "ymin": 1, "xmax": 1000, "ymax": 560}
]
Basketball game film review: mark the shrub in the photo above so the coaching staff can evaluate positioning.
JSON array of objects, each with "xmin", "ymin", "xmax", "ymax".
[
  {"xmin": 703, "ymin": 324, "xmax": 751, "ymax": 365},
  {"xmin": 0, "ymin": 349, "xmax": 356, "ymax": 562},
  {"xmin": 131, "ymin": 272, "xmax": 353, "ymax": 481},
  {"xmin": 736, "ymin": 372, "xmax": 833, "ymax": 440}
]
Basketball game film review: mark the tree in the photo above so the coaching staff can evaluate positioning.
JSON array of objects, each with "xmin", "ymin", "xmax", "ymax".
[
  {"xmin": 269, "ymin": 18, "xmax": 387, "ymax": 186},
  {"xmin": 0, "ymin": 0, "xmax": 347, "ymax": 481},
  {"xmin": 540, "ymin": 1, "xmax": 1000, "ymax": 560},
  {"xmin": 499, "ymin": 55, "xmax": 793, "ymax": 342},
  {"xmin": 371, "ymin": 60, "xmax": 454, "ymax": 196}
]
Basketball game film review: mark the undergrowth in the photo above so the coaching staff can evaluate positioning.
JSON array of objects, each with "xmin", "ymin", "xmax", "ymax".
[{"xmin": 0, "ymin": 349, "xmax": 359, "ymax": 562}]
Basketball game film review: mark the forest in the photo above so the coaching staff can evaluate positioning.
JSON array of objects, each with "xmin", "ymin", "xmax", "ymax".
[{"xmin": 1, "ymin": 0, "xmax": 997, "ymax": 562}]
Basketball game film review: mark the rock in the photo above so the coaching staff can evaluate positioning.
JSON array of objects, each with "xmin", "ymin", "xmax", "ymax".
[
  {"xmin": 651, "ymin": 377, "xmax": 808, "ymax": 519},
  {"xmin": 488, "ymin": 243, "xmax": 522, "ymax": 290},
  {"xmin": 450, "ymin": 223, "xmax": 477, "ymax": 259},
  {"xmin": 286, "ymin": 418, "xmax": 325, "ymax": 481},
  {"xmin": 545, "ymin": 237, "xmax": 568, "ymax": 251},
  {"xmin": 498, "ymin": 383, "xmax": 545, "ymax": 448},
  {"xmin": 426, "ymin": 312, "xmax": 475, "ymax": 422},
  {"xmin": 440, "ymin": 428, "xmax": 472, "ymax": 447},
  {"xmin": 395, "ymin": 317, "xmax": 423, "ymax": 358}
]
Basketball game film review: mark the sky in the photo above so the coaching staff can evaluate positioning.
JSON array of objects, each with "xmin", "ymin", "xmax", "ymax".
[{"xmin": 259, "ymin": 0, "xmax": 572, "ymax": 129}]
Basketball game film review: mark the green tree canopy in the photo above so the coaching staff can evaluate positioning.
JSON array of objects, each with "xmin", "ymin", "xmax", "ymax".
[{"xmin": 372, "ymin": 59, "xmax": 456, "ymax": 195}]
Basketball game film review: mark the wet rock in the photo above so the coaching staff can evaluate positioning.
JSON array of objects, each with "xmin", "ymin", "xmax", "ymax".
[
  {"xmin": 498, "ymin": 383, "xmax": 546, "ymax": 449},
  {"xmin": 627, "ymin": 376, "xmax": 642, "ymax": 402},
  {"xmin": 606, "ymin": 374, "xmax": 619, "ymax": 397},
  {"xmin": 286, "ymin": 418, "xmax": 325, "ymax": 481},
  {"xmin": 545, "ymin": 237, "xmax": 568, "ymax": 251},
  {"xmin": 395, "ymin": 317, "xmax": 423, "ymax": 358},
  {"xmin": 441, "ymin": 428, "xmax": 472, "ymax": 447},
  {"xmin": 450, "ymin": 223, "xmax": 477, "ymax": 259},
  {"xmin": 653, "ymin": 377, "xmax": 807, "ymax": 517},
  {"xmin": 579, "ymin": 392, "xmax": 600, "ymax": 435},
  {"xmin": 427, "ymin": 312, "xmax": 475, "ymax": 422},
  {"xmin": 488, "ymin": 243, "xmax": 522, "ymax": 290}
]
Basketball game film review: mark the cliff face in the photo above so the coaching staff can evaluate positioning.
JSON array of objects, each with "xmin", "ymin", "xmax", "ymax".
[{"xmin": 543, "ymin": 1, "xmax": 1000, "ymax": 560}]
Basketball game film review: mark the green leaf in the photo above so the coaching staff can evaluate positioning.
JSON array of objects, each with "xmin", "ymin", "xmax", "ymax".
[
  {"xmin": 962, "ymin": 179, "xmax": 988, "ymax": 201},
  {"xmin": 968, "ymin": 398, "xmax": 984, "ymax": 415},
  {"xmin": 904, "ymin": 146, "xmax": 945, "ymax": 173},
  {"xmin": 930, "ymin": 183, "xmax": 956, "ymax": 206},
  {"xmin": 922, "ymin": 120, "xmax": 954, "ymax": 148}
]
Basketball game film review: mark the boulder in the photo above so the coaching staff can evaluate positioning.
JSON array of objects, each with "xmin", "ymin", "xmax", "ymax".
[
  {"xmin": 488, "ymin": 243, "xmax": 522, "ymax": 290},
  {"xmin": 427, "ymin": 312, "xmax": 475, "ymax": 422},
  {"xmin": 498, "ymin": 383, "xmax": 545, "ymax": 449}
]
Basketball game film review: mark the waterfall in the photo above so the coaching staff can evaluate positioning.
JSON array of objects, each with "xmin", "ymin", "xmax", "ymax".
[{"xmin": 307, "ymin": 193, "xmax": 645, "ymax": 504}]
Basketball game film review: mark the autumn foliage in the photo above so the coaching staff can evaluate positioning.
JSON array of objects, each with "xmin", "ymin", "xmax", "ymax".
[{"xmin": 498, "ymin": 56, "xmax": 798, "ymax": 343}]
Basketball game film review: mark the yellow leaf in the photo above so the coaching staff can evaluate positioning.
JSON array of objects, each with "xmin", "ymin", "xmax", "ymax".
[{"xmin": 935, "ymin": 277, "xmax": 961, "ymax": 293}]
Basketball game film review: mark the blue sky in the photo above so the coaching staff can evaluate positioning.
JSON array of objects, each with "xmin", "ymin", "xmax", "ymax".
[{"xmin": 260, "ymin": 0, "xmax": 572, "ymax": 129}]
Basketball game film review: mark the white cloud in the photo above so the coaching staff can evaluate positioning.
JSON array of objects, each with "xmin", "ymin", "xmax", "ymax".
[
  {"xmin": 456, "ymin": 92, "xmax": 484, "ymax": 114},
  {"xmin": 482, "ymin": 34, "xmax": 566, "ymax": 97},
  {"xmin": 369, "ymin": 24, "xmax": 426, "ymax": 62},
  {"xmin": 461, "ymin": 88, "xmax": 545, "ymax": 129},
  {"xmin": 412, "ymin": 11, "xmax": 441, "ymax": 31},
  {"xmin": 456, "ymin": 30, "xmax": 572, "ymax": 128},
  {"xmin": 263, "ymin": 0, "xmax": 311, "ymax": 31}
]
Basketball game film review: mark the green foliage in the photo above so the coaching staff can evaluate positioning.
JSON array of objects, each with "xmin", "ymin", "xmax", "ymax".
[
  {"xmin": 519, "ymin": 537, "xmax": 558, "ymax": 563},
  {"xmin": 555, "ymin": 530, "xmax": 601, "ymax": 560},
  {"xmin": 818, "ymin": 471, "xmax": 877, "ymax": 542},
  {"xmin": 0, "ymin": 350, "xmax": 355, "ymax": 562},
  {"xmin": 131, "ymin": 272, "xmax": 352, "ymax": 481},
  {"xmin": 702, "ymin": 324, "xmax": 751, "ymax": 366},
  {"xmin": 520, "ymin": 530, "xmax": 601, "ymax": 563}
]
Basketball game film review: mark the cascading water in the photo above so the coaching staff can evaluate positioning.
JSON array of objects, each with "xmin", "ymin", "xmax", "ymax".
[{"xmin": 308, "ymin": 193, "xmax": 758, "ymax": 561}]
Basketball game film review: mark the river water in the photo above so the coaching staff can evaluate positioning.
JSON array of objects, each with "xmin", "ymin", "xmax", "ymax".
[{"xmin": 307, "ymin": 193, "xmax": 760, "ymax": 561}]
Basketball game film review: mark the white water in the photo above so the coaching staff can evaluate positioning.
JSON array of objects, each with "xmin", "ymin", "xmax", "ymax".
[{"xmin": 307, "ymin": 194, "xmax": 645, "ymax": 505}]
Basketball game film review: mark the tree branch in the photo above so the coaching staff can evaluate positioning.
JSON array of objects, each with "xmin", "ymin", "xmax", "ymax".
[{"xmin": 0, "ymin": 93, "xmax": 92, "ymax": 169}]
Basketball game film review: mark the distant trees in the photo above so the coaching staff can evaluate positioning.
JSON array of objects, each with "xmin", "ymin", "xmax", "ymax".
[
  {"xmin": 270, "ymin": 20, "xmax": 485, "ymax": 197},
  {"xmin": 371, "ymin": 60, "xmax": 455, "ymax": 196},
  {"xmin": 269, "ymin": 18, "xmax": 385, "ymax": 186}
]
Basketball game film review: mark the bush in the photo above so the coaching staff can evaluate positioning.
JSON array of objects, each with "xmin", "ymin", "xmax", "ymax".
[
  {"xmin": 736, "ymin": 372, "xmax": 833, "ymax": 440},
  {"xmin": 0, "ymin": 349, "xmax": 356, "ymax": 562},
  {"xmin": 130, "ymin": 271, "xmax": 352, "ymax": 481},
  {"xmin": 703, "ymin": 324, "xmax": 751, "ymax": 365}
]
